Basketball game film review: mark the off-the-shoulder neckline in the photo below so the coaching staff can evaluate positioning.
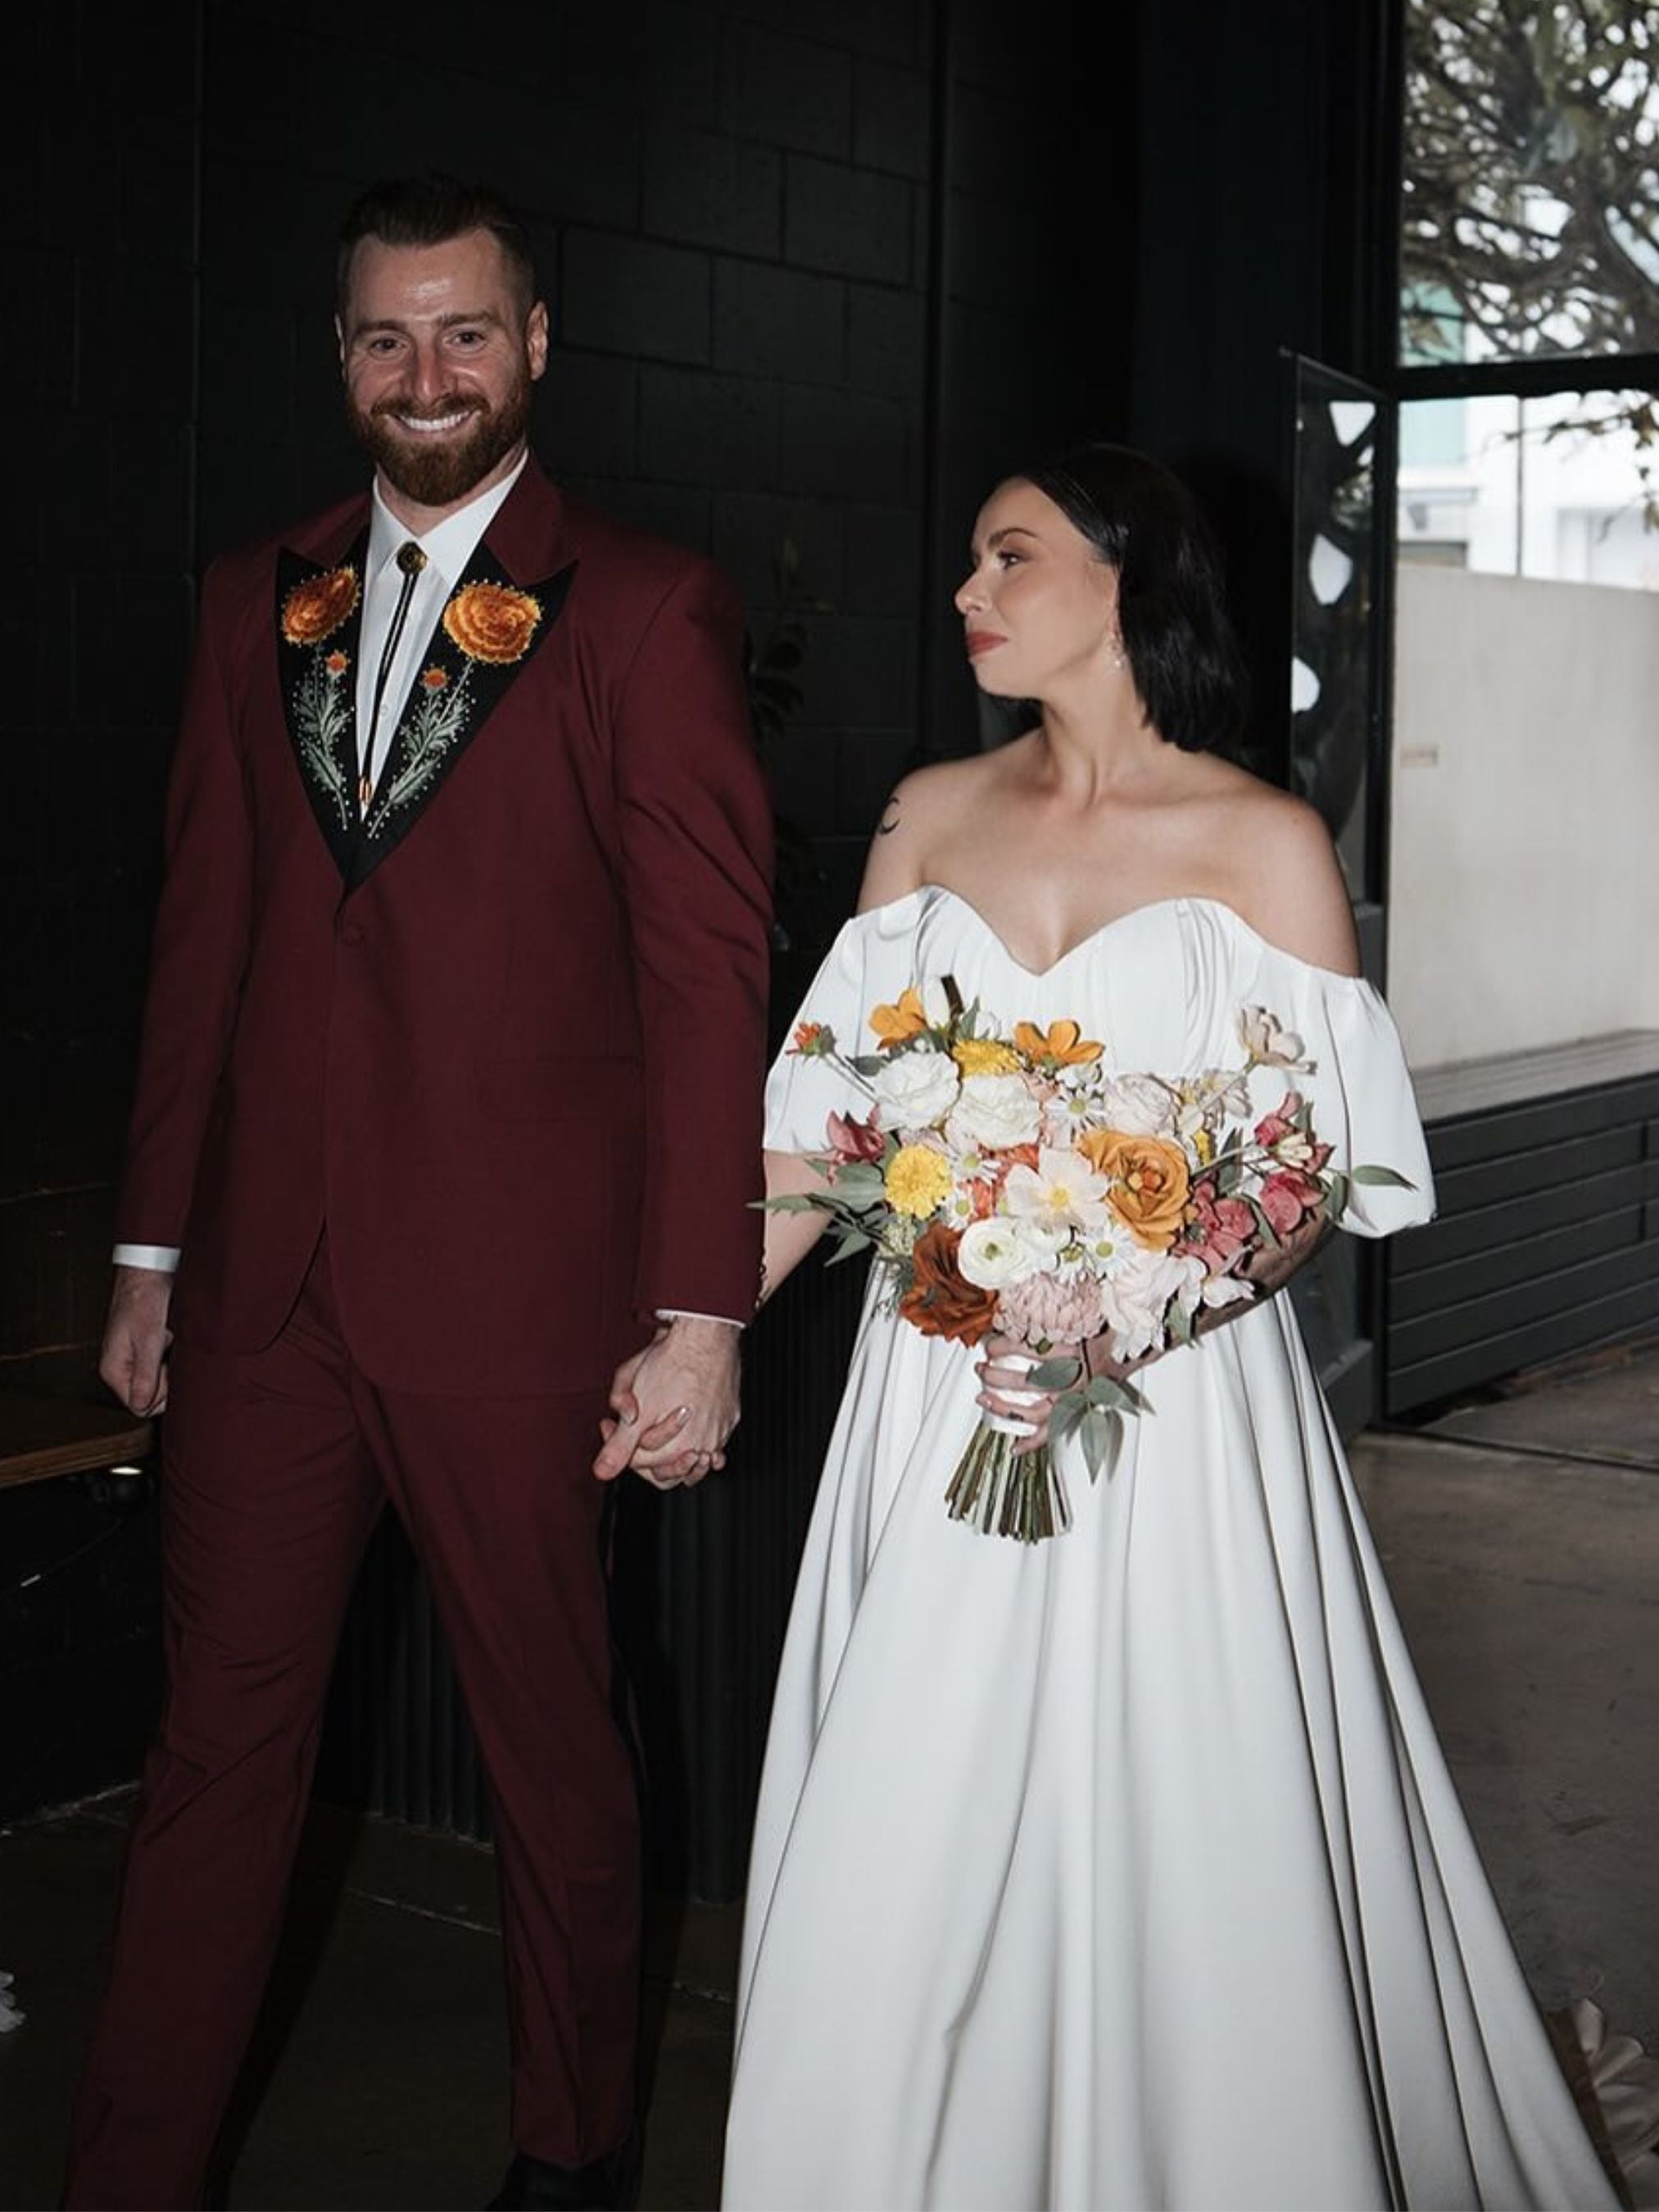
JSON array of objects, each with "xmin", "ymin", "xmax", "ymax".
[{"xmin": 854, "ymin": 885, "xmax": 1371, "ymax": 989}]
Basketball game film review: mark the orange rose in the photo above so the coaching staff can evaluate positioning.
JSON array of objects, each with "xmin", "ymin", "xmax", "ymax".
[
  {"xmin": 281, "ymin": 565, "xmax": 359, "ymax": 646},
  {"xmin": 1077, "ymin": 1128, "xmax": 1191, "ymax": 1249},
  {"xmin": 899, "ymin": 1223, "xmax": 999, "ymax": 1345},
  {"xmin": 442, "ymin": 581, "xmax": 542, "ymax": 664}
]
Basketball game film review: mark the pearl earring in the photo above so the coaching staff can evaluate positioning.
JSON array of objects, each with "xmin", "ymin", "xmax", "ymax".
[{"xmin": 1108, "ymin": 632, "xmax": 1127, "ymax": 671}]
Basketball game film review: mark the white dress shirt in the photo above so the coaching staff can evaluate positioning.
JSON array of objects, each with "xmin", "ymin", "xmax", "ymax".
[
  {"xmin": 352, "ymin": 458, "xmax": 524, "ymax": 786},
  {"xmin": 115, "ymin": 459, "xmax": 741, "ymax": 1329}
]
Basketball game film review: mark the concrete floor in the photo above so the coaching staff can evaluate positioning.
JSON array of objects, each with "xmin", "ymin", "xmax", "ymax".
[{"xmin": 2, "ymin": 1339, "xmax": 1657, "ymax": 2210}]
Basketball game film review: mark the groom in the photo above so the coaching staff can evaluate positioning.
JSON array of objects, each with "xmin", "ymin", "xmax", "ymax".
[{"xmin": 64, "ymin": 176, "xmax": 772, "ymax": 2209}]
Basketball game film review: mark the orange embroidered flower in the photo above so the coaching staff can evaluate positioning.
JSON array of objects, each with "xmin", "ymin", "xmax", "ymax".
[
  {"xmin": 282, "ymin": 565, "xmax": 359, "ymax": 646},
  {"xmin": 442, "ymin": 581, "xmax": 542, "ymax": 664},
  {"xmin": 1013, "ymin": 1018, "xmax": 1102, "ymax": 1066},
  {"xmin": 420, "ymin": 664, "xmax": 449, "ymax": 691},
  {"xmin": 324, "ymin": 649, "xmax": 349, "ymax": 677},
  {"xmin": 792, "ymin": 1021, "xmax": 826, "ymax": 1054},
  {"xmin": 1077, "ymin": 1129, "xmax": 1191, "ymax": 1250},
  {"xmin": 869, "ymin": 987, "xmax": 930, "ymax": 1049}
]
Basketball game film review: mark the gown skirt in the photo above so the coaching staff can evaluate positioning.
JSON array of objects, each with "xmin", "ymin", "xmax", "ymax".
[{"xmin": 722, "ymin": 888, "xmax": 1615, "ymax": 2212}]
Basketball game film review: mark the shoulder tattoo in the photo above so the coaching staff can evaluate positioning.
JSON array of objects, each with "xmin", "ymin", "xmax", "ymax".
[{"xmin": 877, "ymin": 790, "xmax": 902, "ymax": 836}]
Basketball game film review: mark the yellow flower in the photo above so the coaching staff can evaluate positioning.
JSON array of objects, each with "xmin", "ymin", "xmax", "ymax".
[
  {"xmin": 1013, "ymin": 1018, "xmax": 1103, "ymax": 1066},
  {"xmin": 953, "ymin": 1037, "xmax": 1020, "ymax": 1077},
  {"xmin": 870, "ymin": 987, "xmax": 930, "ymax": 1048},
  {"xmin": 884, "ymin": 1144, "xmax": 954, "ymax": 1219}
]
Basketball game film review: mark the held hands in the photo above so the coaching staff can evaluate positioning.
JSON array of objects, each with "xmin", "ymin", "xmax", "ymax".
[
  {"xmin": 593, "ymin": 1314, "xmax": 741, "ymax": 1489},
  {"xmin": 101, "ymin": 1266, "xmax": 175, "ymax": 1416}
]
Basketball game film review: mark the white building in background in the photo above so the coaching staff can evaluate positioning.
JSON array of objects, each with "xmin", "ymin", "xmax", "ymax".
[{"xmin": 1398, "ymin": 389, "xmax": 1659, "ymax": 592}]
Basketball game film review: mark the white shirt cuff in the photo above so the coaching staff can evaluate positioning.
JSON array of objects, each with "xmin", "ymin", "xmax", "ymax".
[
  {"xmin": 655, "ymin": 1308, "xmax": 745, "ymax": 1329},
  {"xmin": 114, "ymin": 1244, "xmax": 181, "ymax": 1272}
]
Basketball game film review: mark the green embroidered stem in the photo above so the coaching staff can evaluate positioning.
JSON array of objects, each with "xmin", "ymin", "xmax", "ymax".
[
  {"xmin": 293, "ymin": 658, "xmax": 353, "ymax": 827},
  {"xmin": 367, "ymin": 664, "xmax": 477, "ymax": 832}
]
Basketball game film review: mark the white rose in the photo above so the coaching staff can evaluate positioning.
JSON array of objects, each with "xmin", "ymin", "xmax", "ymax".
[
  {"xmin": 871, "ymin": 1048, "xmax": 960, "ymax": 1131},
  {"xmin": 1099, "ymin": 1244, "xmax": 1207, "ymax": 1361},
  {"xmin": 945, "ymin": 1072, "xmax": 1042, "ymax": 1153},
  {"xmin": 958, "ymin": 1214, "xmax": 1048, "ymax": 1290},
  {"xmin": 1094, "ymin": 1073, "xmax": 1175, "ymax": 1136}
]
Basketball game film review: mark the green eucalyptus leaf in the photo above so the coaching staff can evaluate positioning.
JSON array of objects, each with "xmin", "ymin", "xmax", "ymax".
[
  {"xmin": 1081, "ymin": 1412, "xmax": 1111, "ymax": 1481},
  {"xmin": 1248, "ymin": 1195, "xmax": 1283, "ymax": 1249},
  {"xmin": 829, "ymin": 1163, "xmax": 886, "ymax": 1201},
  {"xmin": 1350, "ymin": 1164, "xmax": 1414, "ymax": 1187},
  {"xmin": 1049, "ymin": 1396, "xmax": 1086, "ymax": 1448},
  {"xmin": 1028, "ymin": 1355, "xmax": 1085, "ymax": 1392}
]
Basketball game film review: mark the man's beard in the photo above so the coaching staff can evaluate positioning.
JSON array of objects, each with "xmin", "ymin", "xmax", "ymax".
[{"xmin": 348, "ymin": 365, "xmax": 533, "ymax": 507}]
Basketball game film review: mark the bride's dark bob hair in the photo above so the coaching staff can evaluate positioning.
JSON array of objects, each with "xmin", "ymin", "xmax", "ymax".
[{"xmin": 1019, "ymin": 444, "xmax": 1249, "ymax": 755}]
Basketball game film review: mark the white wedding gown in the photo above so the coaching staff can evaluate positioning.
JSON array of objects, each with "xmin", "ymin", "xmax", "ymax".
[{"xmin": 723, "ymin": 888, "xmax": 1615, "ymax": 2212}]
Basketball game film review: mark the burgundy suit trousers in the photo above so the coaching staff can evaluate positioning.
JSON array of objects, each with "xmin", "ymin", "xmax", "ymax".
[{"xmin": 63, "ymin": 1239, "xmax": 641, "ymax": 2208}]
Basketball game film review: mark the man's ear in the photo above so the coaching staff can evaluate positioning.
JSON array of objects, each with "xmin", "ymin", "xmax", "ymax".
[{"xmin": 527, "ymin": 299, "xmax": 550, "ymax": 382}]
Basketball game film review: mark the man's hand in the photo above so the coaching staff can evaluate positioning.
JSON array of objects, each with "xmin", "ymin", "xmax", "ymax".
[
  {"xmin": 593, "ymin": 1317, "xmax": 741, "ymax": 1489},
  {"xmin": 101, "ymin": 1265, "xmax": 175, "ymax": 1416}
]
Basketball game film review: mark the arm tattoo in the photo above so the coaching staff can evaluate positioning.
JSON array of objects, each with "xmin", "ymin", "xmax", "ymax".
[{"xmin": 877, "ymin": 791, "xmax": 901, "ymax": 836}]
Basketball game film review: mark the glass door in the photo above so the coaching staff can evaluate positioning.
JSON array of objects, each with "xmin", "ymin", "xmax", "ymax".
[{"xmin": 1285, "ymin": 356, "xmax": 1395, "ymax": 1433}]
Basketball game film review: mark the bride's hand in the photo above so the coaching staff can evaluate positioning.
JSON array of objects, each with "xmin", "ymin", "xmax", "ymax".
[
  {"xmin": 974, "ymin": 1333, "xmax": 1084, "ymax": 1455},
  {"xmin": 976, "ymin": 1333, "xmax": 1154, "ymax": 1454}
]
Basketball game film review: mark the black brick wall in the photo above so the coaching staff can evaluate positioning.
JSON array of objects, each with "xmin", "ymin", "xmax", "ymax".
[
  {"xmin": 6, "ymin": 4, "xmax": 202, "ymax": 1398},
  {"xmin": 8, "ymin": 0, "xmax": 1380, "ymax": 1865}
]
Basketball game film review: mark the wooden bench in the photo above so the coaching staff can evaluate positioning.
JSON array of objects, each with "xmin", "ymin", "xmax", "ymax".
[{"xmin": 0, "ymin": 1393, "xmax": 154, "ymax": 1495}]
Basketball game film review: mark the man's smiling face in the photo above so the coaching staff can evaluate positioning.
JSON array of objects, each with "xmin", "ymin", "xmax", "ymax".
[{"xmin": 338, "ymin": 226, "xmax": 547, "ymax": 516}]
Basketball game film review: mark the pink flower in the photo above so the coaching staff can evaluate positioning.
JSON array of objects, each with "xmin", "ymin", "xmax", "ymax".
[
  {"xmin": 995, "ymin": 1267, "xmax": 1108, "ymax": 1349},
  {"xmin": 1253, "ymin": 1093, "xmax": 1303, "ymax": 1148},
  {"xmin": 1184, "ymin": 1185, "xmax": 1255, "ymax": 1274},
  {"xmin": 1254, "ymin": 1091, "xmax": 1333, "ymax": 1174},
  {"xmin": 826, "ymin": 1108, "xmax": 885, "ymax": 1164},
  {"xmin": 1259, "ymin": 1168, "xmax": 1324, "ymax": 1237}
]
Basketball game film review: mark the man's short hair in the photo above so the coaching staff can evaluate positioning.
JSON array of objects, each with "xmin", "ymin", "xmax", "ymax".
[{"xmin": 337, "ymin": 175, "xmax": 539, "ymax": 319}]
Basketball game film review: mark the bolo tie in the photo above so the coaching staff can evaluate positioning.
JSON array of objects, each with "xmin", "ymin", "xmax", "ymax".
[{"xmin": 359, "ymin": 538, "xmax": 428, "ymax": 814}]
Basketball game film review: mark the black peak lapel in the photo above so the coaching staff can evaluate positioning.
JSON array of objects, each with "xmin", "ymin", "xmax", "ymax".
[
  {"xmin": 275, "ymin": 534, "xmax": 370, "ymax": 882},
  {"xmin": 347, "ymin": 551, "xmax": 575, "ymax": 890}
]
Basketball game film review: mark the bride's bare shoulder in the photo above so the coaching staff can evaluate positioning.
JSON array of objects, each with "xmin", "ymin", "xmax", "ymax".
[
  {"xmin": 856, "ymin": 750, "xmax": 1014, "ymax": 913},
  {"xmin": 1187, "ymin": 759, "xmax": 1359, "ymax": 974}
]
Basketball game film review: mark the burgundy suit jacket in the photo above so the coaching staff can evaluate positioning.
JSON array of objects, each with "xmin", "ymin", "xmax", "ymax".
[{"xmin": 116, "ymin": 460, "xmax": 774, "ymax": 1395}]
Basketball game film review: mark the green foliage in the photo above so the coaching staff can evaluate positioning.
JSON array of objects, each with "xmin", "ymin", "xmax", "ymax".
[{"xmin": 1402, "ymin": 0, "xmax": 1659, "ymax": 517}]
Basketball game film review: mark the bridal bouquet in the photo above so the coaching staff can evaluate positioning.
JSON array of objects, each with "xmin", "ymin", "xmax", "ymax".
[{"xmin": 773, "ymin": 979, "xmax": 1410, "ymax": 1543}]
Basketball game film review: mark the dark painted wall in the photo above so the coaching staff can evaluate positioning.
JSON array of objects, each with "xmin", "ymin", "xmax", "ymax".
[{"xmin": 4, "ymin": 0, "xmax": 1389, "ymax": 1863}]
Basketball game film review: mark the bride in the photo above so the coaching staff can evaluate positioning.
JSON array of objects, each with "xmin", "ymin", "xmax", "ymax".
[{"xmin": 718, "ymin": 446, "xmax": 1615, "ymax": 2210}]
